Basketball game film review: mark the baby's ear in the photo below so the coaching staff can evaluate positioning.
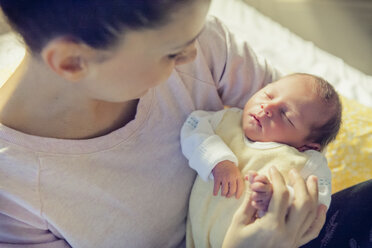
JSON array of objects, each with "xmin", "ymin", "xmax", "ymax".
[{"xmin": 297, "ymin": 143, "xmax": 321, "ymax": 152}]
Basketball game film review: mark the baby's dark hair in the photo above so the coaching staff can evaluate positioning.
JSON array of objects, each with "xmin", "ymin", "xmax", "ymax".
[
  {"xmin": 291, "ymin": 73, "xmax": 342, "ymax": 150},
  {"xmin": 0, "ymin": 0, "xmax": 193, "ymax": 53}
]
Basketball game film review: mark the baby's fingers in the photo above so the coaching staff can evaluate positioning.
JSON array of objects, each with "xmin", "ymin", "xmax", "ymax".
[
  {"xmin": 253, "ymin": 174, "xmax": 270, "ymax": 184},
  {"xmin": 235, "ymin": 177, "xmax": 245, "ymax": 199},
  {"xmin": 252, "ymin": 199, "xmax": 267, "ymax": 210},
  {"xmin": 251, "ymin": 191, "xmax": 270, "ymax": 202},
  {"xmin": 245, "ymin": 170, "xmax": 258, "ymax": 183},
  {"xmin": 213, "ymin": 180, "xmax": 221, "ymax": 196},
  {"xmin": 227, "ymin": 180, "xmax": 237, "ymax": 198},
  {"xmin": 251, "ymin": 181, "xmax": 272, "ymax": 193},
  {"xmin": 221, "ymin": 180, "xmax": 229, "ymax": 196}
]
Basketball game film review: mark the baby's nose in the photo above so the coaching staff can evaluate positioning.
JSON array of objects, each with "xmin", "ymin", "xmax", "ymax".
[{"xmin": 261, "ymin": 104, "xmax": 272, "ymax": 117}]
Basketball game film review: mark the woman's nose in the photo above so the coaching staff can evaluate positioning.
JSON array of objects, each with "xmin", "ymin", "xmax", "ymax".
[
  {"xmin": 175, "ymin": 44, "xmax": 197, "ymax": 66},
  {"xmin": 175, "ymin": 49, "xmax": 197, "ymax": 65}
]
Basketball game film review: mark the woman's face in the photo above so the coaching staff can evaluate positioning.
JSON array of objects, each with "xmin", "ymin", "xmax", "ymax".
[{"xmin": 83, "ymin": 0, "xmax": 211, "ymax": 102}]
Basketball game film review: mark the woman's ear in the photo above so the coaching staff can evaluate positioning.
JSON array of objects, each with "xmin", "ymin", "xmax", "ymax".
[
  {"xmin": 297, "ymin": 142, "xmax": 321, "ymax": 152},
  {"xmin": 41, "ymin": 38, "xmax": 93, "ymax": 82}
]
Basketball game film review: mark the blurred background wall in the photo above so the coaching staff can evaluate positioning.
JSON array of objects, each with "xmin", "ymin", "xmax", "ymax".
[
  {"xmin": 244, "ymin": 0, "xmax": 372, "ymax": 75},
  {"xmin": 0, "ymin": 10, "xmax": 9, "ymax": 35}
]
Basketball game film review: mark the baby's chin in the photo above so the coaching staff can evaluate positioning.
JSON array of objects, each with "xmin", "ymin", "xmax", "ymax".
[
  {"xmin": 243, "ymin": 130, "xmax": 272, "ymax": 143},
  {"xmin": 243, "ymin": 129, "xmax": 260, "ymax": 142}
]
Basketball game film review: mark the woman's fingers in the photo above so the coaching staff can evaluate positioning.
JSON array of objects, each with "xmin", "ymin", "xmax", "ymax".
[
  {"xmin": 287, "ymin": 171, "xmax": 320, "ymax": 242},
  {"xmin": 288, "ymin": 169, "xmax": 309, "ymax": 202},
  {"xmin": 295, "ymin": 176, "xmax": 323, "ymax": 246},
  {"xmin": 298, "ymin": 204, "xmax": 327, "ymax": 246},
  {"xmin": 267, "ymin": 166, "xmax": 290, "ymax": 220},
  {"xmin": 226, "ymin": 169, "xmax": 327, "ymax": 248},
  {"xmin": 232, "ymin": 176, "xmax": 257, "ymax": 225},
  {"xmin": 297, "ymin": 176, "xmax": 320, "ymax": 235}
]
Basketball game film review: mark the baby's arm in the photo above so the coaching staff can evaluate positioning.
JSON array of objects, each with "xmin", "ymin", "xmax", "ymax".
[
  {"xmin": 180, "ymin": 109, "xmax": 245, "ymax": 198},
  {"xmin": 180, "ymin": 110, "xmax": 237, "ymax": 181}
]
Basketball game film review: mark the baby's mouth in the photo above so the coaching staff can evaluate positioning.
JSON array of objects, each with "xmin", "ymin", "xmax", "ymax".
[{"xmin": 251, "ymin": 114, "xmax": 262, "ymax": 127}]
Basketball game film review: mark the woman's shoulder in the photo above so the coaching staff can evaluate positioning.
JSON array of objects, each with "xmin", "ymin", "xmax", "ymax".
[
  {"xmin": 0, "ymin": 130, "xmax": 41, "ymax": 174},
  {"xmin": 173, "ymin": 16, "xmax": 227, "ymax": 84},
  {"xmin": 196, "ymin": 16, "xmax": 229, "ymax": 77}
]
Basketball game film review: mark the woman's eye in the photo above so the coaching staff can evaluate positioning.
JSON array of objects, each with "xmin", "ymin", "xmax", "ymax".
[
  {"xmin": 168, "ymin": 53, "xmax": 180, "ymax": 59},
  {"xmin": 168, "ymin": 51, "xmax": 183, "ymax": 59}
]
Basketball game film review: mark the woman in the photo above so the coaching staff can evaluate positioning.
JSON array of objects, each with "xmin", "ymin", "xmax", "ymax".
[{"xmin": 0, "ymin": 0, "xmax": 327, "ymax": 247}]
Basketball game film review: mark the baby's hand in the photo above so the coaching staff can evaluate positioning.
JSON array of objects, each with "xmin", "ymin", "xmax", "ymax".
[
  {"xmin": 212, "ymin": 160, "xmax": 245, "ymax": 199},
  {"xmin": 248, "ymin": 172, "xmax": 273, "ymax": 214}
]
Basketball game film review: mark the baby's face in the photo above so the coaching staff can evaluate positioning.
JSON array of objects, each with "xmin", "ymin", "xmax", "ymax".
[{"xmin": 242, "ymin": 75, "xmax": 327, "ymax": 148}]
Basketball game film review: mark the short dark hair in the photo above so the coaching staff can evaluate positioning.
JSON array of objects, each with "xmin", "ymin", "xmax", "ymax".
[
  {"xmin": 0, "ymin": 0, "xmax": 193, "ymax": 53},
  {"xmin": 290, "ymin": 73, "xmax": 342, "ymax": 150}
]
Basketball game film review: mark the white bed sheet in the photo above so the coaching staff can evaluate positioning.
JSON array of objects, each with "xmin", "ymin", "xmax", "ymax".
[
  {"xmin": 0, "ymin": 0, "xmax": 371, "ymax": 107},
  {"xmin": 209, "ymin": 0, "xmax": 372, "ymax": 108}
]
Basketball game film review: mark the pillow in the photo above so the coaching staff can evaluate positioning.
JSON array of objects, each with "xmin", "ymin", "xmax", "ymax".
[{"xmin": 326, "ymin": 95, "xmax": 372, "ymax": 193}]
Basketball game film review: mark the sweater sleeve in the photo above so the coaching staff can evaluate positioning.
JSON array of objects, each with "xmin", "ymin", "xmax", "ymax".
[
  {"xmin": 269, "ymin": 150, "xmax": 331, "ymax": 212},
  {"xmin": 198, "ymin": 16, "xmax": 283, "ymax": 109},
  {"xmin": 278, "ymin": 152, "xmax": 331, "ymax": 213},
  {"xmin": 180, "ymin": 109, "xmax": 238, "ymax": 181},
  {"xmin": 0, "ymin": 212, "xmax": 71, "ymax": 247},
  {"xmin": 0, "ymin": 148, "xmax": 71, "ymax": 247}
]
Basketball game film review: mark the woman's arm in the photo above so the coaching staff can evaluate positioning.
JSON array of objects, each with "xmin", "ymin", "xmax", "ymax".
[
  {"xmin": 223, "ymin": 167, "xmax": 327, "ymax": 248},
  {"xmin": 0, "ymin": 212, "xmax": 71, "ymax": 247},
  {"xmin": 200, "ymin": 16, "xmax": 283, "ymax": 109}
]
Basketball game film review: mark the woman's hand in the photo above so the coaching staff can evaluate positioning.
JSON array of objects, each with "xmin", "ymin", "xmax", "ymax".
[{"xmin": 222, "ymin": 167, "xmax": 327, "ymax": 248}]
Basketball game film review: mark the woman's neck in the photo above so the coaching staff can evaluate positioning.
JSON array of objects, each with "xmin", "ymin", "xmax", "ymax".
[{"xmin": 0, "ymin": 53, "xmax": 139, "ymax": 139}]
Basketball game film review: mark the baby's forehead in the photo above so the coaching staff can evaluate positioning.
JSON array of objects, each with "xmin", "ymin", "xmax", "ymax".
[{"xmin": 267, "ymin": 75, "xmax": 315, "ymax": 93}]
